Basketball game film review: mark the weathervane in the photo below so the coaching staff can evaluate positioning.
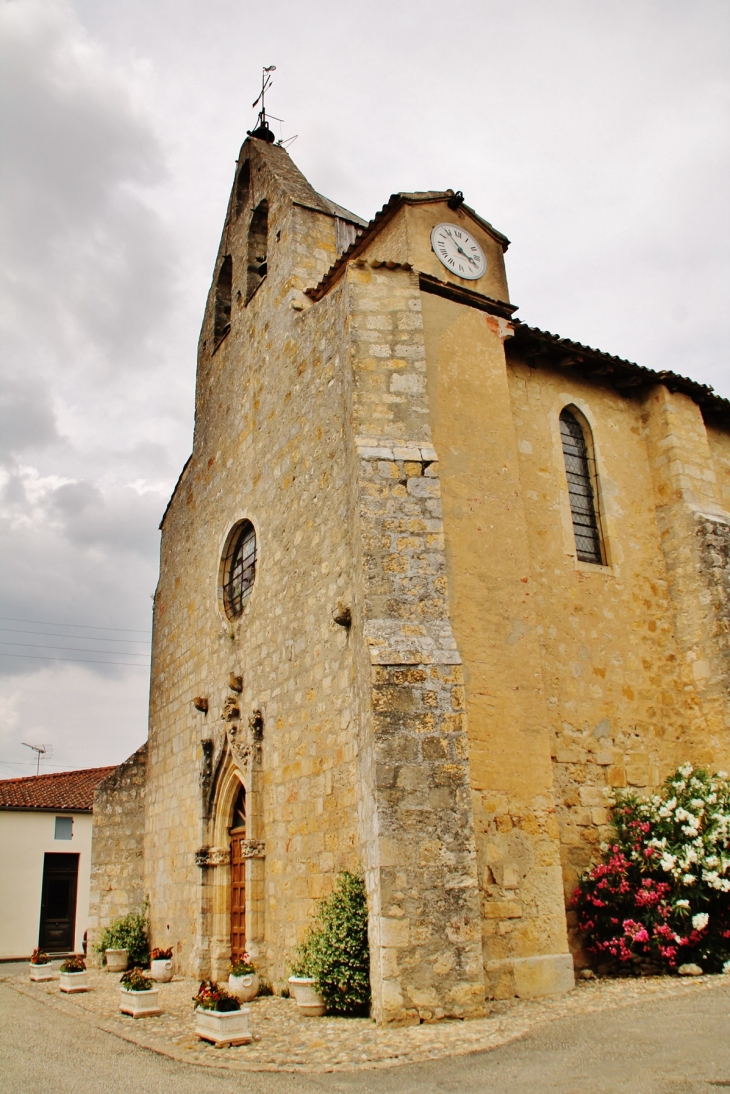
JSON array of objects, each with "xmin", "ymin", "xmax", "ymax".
[
  {"xmin": 246, "ymin": 66, "xmax": 298, "ymax": 148},
  {"xmin": 248, "ymin": 65, "xmax": 277, "ymax": 143}
]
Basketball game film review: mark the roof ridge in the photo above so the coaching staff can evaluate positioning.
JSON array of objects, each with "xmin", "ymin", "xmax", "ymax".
[{"xmin": 0, "ymin": 764, "xmax": 116, "ymax": 786}]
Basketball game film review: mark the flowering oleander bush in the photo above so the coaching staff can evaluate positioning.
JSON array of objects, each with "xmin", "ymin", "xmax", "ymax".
[
  {"xmin": 120, "ymin": 968, "xmax": 154, "ymax": 991},
  {"xmin": 229, "ymin": 952, "xmax": 256, "ymax": 976},
  {"xmin": 60, "ymin": 956, "xmax": 86, "ymax": 973},
  {"xmin": 290, "ymin": 871, "xmax": 370, "ymax": 1015},
  {"xmin": 30, "ymin": 948, "xmax": 49, "ymax": 965},
  {"xmin": 572, "ymin": 765, "xmax": 730, "ymax": 973},
  {"xmin": 150, "ymin": 947, "xmax": 173, "ymax": 961},
  {"xmin": 193, "ymin": 979, "xmax": 241, "ymax": 1012}
]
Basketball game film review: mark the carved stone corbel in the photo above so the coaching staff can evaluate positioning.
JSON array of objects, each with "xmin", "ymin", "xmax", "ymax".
[
  {"xmin": 238, "ymin": 839, "xmax": 266, "ymax": 859},
  {"xmin": 195, "ymin": 846, "xmax": 231, "ymax": 867}
]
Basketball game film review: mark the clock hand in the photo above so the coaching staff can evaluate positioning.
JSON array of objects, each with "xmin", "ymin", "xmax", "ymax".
[{"xmin": 445, "ymin": 231, "xmax": 479, "ymax": 266}]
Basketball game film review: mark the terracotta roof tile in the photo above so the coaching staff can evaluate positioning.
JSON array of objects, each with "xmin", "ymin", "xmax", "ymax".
[{"xmin": 0, "ymin": 766, "xmax": 116, "ymax": 812}]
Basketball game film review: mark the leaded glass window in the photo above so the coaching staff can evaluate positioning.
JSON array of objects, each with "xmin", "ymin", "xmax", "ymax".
[
  {"xmin": 559, "ymin": 408, "xmax": 604, "ymax": 565},
  {"xmin": 223, "ymin": 521, "xmax": 257, "ymax": 618}
]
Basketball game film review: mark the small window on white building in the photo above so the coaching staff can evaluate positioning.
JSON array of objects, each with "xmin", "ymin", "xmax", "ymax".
[{"xmin": 54, "ymin": 816, "xmax": 73, "ymax": 840}]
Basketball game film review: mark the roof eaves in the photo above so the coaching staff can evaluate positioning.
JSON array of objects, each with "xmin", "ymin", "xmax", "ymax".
[
  {"xmin": 0, "ymin": 804, "xmax": 92, "ymax": 814},
  {"xmin": 511, "ymin": 321, "xmax": 730, "ymax": 419}
]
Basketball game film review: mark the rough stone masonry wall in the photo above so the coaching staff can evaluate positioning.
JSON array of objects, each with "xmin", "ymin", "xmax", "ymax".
[
  {"xmin": 503, "ymin": 360, "xmax": 730, "ymax": 958},
  {"xmin": 697, "ymin": 513, "xmax": 730, "ymax": 695},
  {"xmin": 346, "ymin": 262, "xmax": 486, "ymax": 1024},
  {"xmin": 145, "ymin": 143, "xmax": 363, "ymax": 983},
  {"xmin": 87, "ymin": 744, "xmax": 147, "ymax": 965}
]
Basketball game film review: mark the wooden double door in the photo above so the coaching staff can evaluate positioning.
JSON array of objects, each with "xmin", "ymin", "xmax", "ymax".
[{"xmin": 230, "ymin": 829, "xmax": 246, "ymax": 963}]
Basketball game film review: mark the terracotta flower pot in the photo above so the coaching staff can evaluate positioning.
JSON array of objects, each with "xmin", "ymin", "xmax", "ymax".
[
  {"xmin": 288, "ymin": 976, "xmax": 326, "ymax": 1016},
  {"xmin": 194, "ymin": 1006, "xmax": 252, "ymax": 1046},
  {"xmin": 228, "ymin": 971, "xmax": 259, "ymax": 1001},
  {"xmin": 150, "ymin": 958, "xmax": 174, "ymax": 983},
  {"xmin": 119, "ymin": 986, "xmax": 161, "ymax": 1017},
  {"xmin": 29, "ymin": 962, "xmax": 54, "ymax": 982}
]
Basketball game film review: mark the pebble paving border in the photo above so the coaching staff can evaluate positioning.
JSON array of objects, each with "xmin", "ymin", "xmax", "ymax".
[{"xmin": 2, "ymin": 969, "xmax": 725, "ymax": 1073}]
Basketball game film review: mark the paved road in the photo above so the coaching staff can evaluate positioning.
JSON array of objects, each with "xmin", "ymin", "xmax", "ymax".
[{"xmin": 1, "ymin": 978, "xmax": 728, "ymax": 1094}]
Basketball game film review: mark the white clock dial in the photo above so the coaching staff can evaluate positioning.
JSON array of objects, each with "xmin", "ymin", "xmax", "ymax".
[{"xmin": 430, "ymin": 223, "xmax": 486, "ymax": 280}]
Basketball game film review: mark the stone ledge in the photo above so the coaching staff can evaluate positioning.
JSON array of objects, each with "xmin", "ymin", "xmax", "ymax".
[
  {"xmin": 486, "ymin": 953, "xmax": 575, "ymax": 1000},
  {"xmin": 355, "ymin": 436, "xmax": 438, "ymax": 463}
]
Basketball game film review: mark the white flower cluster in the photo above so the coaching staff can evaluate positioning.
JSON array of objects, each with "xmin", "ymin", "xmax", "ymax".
[{"xmin": 629, "ymin": 768, "xmax": 730, "ymax": 894}]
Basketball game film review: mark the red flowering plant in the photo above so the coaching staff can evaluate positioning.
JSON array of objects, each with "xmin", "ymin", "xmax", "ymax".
[
  {"xmin": 572, "ymin": 765, "xmax": 730, "ymax": 974},
  {"xmin": 150, "ymin": 947, "xmax": 173, "ymax": 960},
  {"xmin": 229, "ymin": 951, "xmax": 255, "ymax": 976},
  {"xmin": 30, "ymin": 948, "xmax": 50, "ymax": 965},
  {"xmin": 192, "ymin": 979, "xmax": 241, "ymax": 1012}
]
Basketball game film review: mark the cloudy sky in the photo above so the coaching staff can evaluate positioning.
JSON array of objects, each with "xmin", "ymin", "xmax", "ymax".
[{"xmin": 0, "ymin": 0, "xmax": 728, "ymax": 777}]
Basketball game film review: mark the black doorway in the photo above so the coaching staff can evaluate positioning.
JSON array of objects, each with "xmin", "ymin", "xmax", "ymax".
[{"xmin": 39, "ymin": 853, "xmax": 79, "ymax": 952}]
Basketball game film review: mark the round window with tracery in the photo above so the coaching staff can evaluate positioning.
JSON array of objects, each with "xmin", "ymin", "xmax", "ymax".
[{"xmin": 222, "ymin": 520, "xmax": 257, "ymax": 619}]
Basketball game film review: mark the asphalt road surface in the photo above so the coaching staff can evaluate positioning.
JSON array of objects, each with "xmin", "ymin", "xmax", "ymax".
[{"xmin": 1, "ymin": 978, "xmax": 728, "ymax": 1094}]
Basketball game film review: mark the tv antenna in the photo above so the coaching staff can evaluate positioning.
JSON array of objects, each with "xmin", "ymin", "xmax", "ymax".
[
  {"xmin": 23, "ymin": 741, "xmax": 51, "ymax": 776},
  {"xmin": 248, "ymin": 65, "xmax": 277, "ymax": 143}
]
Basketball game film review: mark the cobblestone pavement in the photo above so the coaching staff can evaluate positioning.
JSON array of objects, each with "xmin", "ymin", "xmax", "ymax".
[{"xmin": 1, "ymin": 966, "xmax": 727, "ymax": 1075}]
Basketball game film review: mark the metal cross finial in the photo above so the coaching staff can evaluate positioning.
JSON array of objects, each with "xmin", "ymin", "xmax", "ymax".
[{"xmin": 250, "ymin": 65, "xmax": 277, "ymax": 138}]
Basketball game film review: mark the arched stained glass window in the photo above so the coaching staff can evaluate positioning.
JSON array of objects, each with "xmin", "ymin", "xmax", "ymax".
[
  {"xmin": 222, "ymin": 521, "xmax": 257, "ymax": 618},
  {"xmin": 559, "ymin": 408, "xmax": 604, "ymax": 565}
]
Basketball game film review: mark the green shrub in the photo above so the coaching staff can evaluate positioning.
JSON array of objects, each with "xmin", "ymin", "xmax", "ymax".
[
  {"xmin": 573, "ymin": 765, "xmax": 730, "ymax": 973},
  {"xmin": 96, "ymin": 906, "xmax": 150, "ymax": 968},
  {"xmin": 290, "ymin": 871, "xmax": 370, "ymax": 1015}
]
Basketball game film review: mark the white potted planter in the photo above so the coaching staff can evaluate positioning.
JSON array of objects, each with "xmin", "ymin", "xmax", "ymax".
[
  {"xmin": 195, "ymin": 1006, "xmax": 251, "ymax": 1046},
  {"xmin": 105, "ymin": 948, "xmax": 128, "ymax": 972},
  {"xmin": 59, "ymin": 970, "xmax": 88, "ymax": 993},
  {"xmin": 29, "ymin": 962, "xmax": 54, "ymax": 982},
  {"xmin": 288, "ymin": 976, "xmax": 326, "ymax": 1016},
  {"xmin": 229, "ymin": 971, "xmax": 259, "ymax": 1001},
  {"xmin": 119, "ymin": 986, "xmax": 161, "ymax": 1018},
  {"xmin": 150, "ymin": 957, "xmax": 174, "ymax": 983}
]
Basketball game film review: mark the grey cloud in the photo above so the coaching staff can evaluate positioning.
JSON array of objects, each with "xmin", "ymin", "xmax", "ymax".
[
  {"xmin": 0, "ymin": 376, "xmax": 59, "ymax": 459},
  {"xmin": 0, "ymin": 0, "xmax": 180, "ymax": 378},
  {"xmin": 50, "ymin": 480, "xmax": 163, "ymax": 557},
  {"xmin": 0, "ymin": 478, "xmax": 160, "ymax": 682}
]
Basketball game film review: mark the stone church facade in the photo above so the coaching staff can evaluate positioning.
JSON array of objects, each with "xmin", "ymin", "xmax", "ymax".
[{"xmin": 88, "ymin": 134, "xmax": 730, "ymax": 1025}]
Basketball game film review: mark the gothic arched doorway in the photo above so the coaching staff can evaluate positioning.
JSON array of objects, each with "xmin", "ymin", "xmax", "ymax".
[{"xmin": 229, "ymin": 782, "xmax": 247, "ymax": 963}]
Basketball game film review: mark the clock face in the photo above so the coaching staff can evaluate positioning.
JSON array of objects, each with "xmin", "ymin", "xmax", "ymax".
[{"xmin": 430, "ymin": 223, "xmax": 487, "ymax": 280}]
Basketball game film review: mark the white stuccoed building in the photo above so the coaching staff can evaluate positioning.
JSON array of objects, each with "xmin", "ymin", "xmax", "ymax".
[{"xmin": 0, "ymin": 766, "xmax": 114, "ymax": 958}]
